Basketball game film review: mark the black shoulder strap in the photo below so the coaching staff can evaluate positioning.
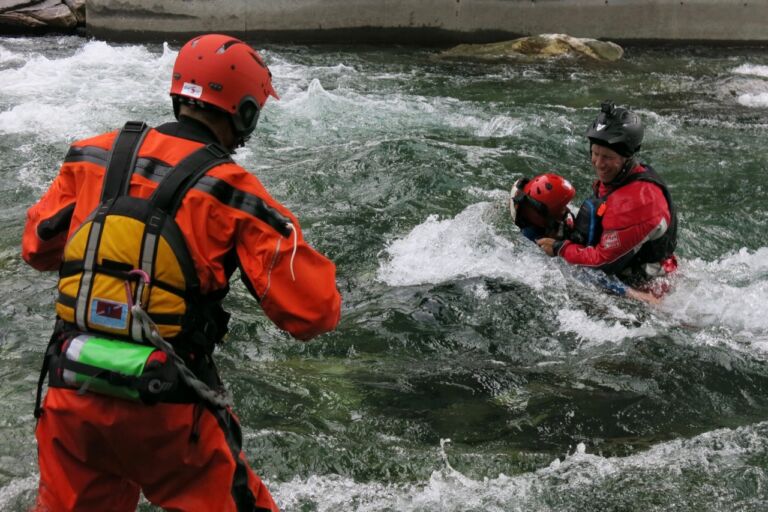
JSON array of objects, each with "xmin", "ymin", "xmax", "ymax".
[
  {"xmin": 34, "ymin": 331, "xmax": 60, "ymax": 419},
  {"xmin": 629, "ymin": 165, "xmax": 665, "ymax": 189},
  {"xmin": 610, "ymin": 164, "xmax": 678, "ymax": 262},
  {"xmin": 150, "ymin": 143, "xmax": 232, "ymax": 215},
  {"xmin": 619, "ymin": 166, "xmax": 675, "ymax": 211},
  {"xmin": 101, "ymin": 121, "xmax": 149, "ymax": 202},
  {"xmin": 634, "ymin": 165, "xmax": 678, "ymax": 256}
]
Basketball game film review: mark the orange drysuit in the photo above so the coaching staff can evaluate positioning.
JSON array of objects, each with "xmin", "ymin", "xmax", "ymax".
[{"xmin": 23, "ymin": 117, "xmax": 342, "ymax": 511}]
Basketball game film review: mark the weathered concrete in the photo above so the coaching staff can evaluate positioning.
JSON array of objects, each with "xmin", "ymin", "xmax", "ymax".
[{"xmin": 84, "ymin": 0, "xmax": 768, "ymax": 44}]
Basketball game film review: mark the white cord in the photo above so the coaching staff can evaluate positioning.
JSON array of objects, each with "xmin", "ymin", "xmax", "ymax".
[
  {"xmin": 132, "ymin": 304, "xmax": 232, "ymax": 409},
  {"xmin": 287, "ymin": 223, "xmax": 298, "ymax": 282}
]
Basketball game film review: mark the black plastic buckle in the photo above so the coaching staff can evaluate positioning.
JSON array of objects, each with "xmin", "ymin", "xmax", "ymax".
[
  {"xmin": 205, "ymin": 143, "xmax": 229, "ymax": 159},
  {"xmin": 123, "ymin": 121, "xmax": 148, "ymax": 133}
]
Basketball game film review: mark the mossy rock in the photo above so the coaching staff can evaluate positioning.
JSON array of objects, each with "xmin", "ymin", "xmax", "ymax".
[{"xmin": 438, "ymin": 33, "xmax": 624, "ymax": 62}]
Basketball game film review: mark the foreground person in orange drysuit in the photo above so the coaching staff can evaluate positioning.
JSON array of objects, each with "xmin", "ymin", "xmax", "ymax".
[{"xmin": 22, "ymin": 34, "xmax": 341, "ymax": 511}]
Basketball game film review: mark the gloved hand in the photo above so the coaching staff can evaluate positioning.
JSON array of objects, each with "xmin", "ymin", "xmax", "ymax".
[{"xmin": 536, "ymin": 237, "xmax": 560, "ymax": 257}]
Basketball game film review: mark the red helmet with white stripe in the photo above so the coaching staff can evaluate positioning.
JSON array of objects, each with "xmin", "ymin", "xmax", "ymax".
[{"xmin": 170, "ymin": 34, "xmax": 279, "ymax": 145}]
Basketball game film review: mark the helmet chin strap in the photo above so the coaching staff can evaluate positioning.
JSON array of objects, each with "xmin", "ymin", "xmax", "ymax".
[
  {"xmin": 607, "ymin": 156, "xmax": 637, "ymax": 187},
  {"xmin": 229, "ymin": 117, "xmax": 249, "ymax": 148}
]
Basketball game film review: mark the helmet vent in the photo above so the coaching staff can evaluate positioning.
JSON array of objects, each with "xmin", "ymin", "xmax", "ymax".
[
  {"xmin": 217, "ymin": 40, "xmax": 241, "ymax": 54},
  {"xmin": 209, "ymin": 82, "xmax": 223, "ymax": 91},
  {"xmin": 250, "ymin": 53, "xmax": 267, "ymax": 69}
]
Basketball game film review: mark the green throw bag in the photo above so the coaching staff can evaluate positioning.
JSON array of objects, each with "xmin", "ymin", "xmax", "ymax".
[{"xmin": 60, "ymin": 334, "xmax": 177, "ymax": 402}]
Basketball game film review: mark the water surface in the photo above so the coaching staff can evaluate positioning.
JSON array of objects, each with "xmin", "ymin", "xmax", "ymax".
[{"xmin": 1, "ymin": 36, "xmax": 767, "ymax": 511}]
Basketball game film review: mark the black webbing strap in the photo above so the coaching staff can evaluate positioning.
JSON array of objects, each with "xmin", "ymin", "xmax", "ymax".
[
  {"xmin": 101, "ymin": 121, "xmax": 149, "ymax": 202},
  {"xmin": 150, "ymin": 143, "xmax": 232, "ymax": 215},
  {"xmin": 130, "ymin": 143, "xmax": 231, "ymax": 342},
  {"xmin": 34, "ymin": 332, "xmax": 60, "ymax": 419},
  {"xmin": 59, "ymin": 358, "xmax": 139, "ymax": 388}
]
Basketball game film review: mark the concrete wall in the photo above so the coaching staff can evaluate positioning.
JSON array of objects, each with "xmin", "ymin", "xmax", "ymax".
[{"xmin": 85, "ymin": 0, "xmax": 768, "ymax": 44}]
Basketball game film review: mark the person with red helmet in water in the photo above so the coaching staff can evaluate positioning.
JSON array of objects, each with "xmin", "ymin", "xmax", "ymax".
[
  {"xmin": 534, "ymin": 101, "xmax": 678, "ymax": 303},
  {"xmin": 510, "ymin": 172, "xmax": 576, "ymax": 242},
  {"xmin": 22, "ymin": 34, "xmax": 341, "ymax": 511}
]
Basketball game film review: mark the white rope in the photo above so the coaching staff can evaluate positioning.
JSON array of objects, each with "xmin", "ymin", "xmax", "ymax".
[
  {"xmin": 287, "ymin": 223, "xmax": 298, "ymax": 281},
  {"xmin": 131, "ymin": 304, "xmax": 232, "ymax": 409}
]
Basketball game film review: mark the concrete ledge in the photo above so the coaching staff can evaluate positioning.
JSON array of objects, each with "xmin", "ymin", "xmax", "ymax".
[{"xmin": 85, "ymin": 0, "xmax": 768, "ymax": 44}]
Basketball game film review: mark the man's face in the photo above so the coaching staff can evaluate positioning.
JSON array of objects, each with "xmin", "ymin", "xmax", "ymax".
[{"xmin": 590, "ymin": 144, "xmax": 627, "ymax": 184}]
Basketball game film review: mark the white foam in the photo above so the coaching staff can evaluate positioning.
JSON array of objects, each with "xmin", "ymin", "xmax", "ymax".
[
  {"xmin": 377, "ymin": 200, "xmax": 664, "ymax": 346},
  {"xmin": 731, "ymin": 64, "xmax": 768, "ymax": 78},
  {"xmin": 268, "ymin": 58, "xmax": 357, "ymax": 82},
  {"xmin": 737, "ymin": 92, "xmax": 768, "ymax": 108},
  {"xmin": 661, "ymin": 248, "xmax": 768, "ymax": 353},
  {"xmin": 0, "ymin": 41, "xmax": 175, "ymax": 141},
  {"xmin": 270, "ymin": 73, "xmax": 531, "ymax": 150},
  {"xmin": 557, "ymin": 308, "xmax": 656, "ymax": 344},
  {"xmin": 375, "ymin": 199, "xmax": 768, "ymax": 355},
  {"xmin": 0, "ymin": 103, "xmax": 105, "ymax": 142},
  {"xmin": 0, "ymin": 45, "xmax": 22, "ymax": 64},
  {"xmin": 4, "ymin": 422, "xmax": 765, "ymax": 511},
  {"xmin": 269, "ymin": 421, "xmax": 768, "ymax": 511},
  {"xmin": 270, "ymin": 77, "xmax": 450, "ymax": 144},
  {"xmin": 376, "ymin": 202, "xmax": 553, "ymax": 291},
  {"xmin": 476, "ymin": 115, "xmax": 525, "ymax": 138},
  {"xmin": 0, "ymin": 475, "xmax": 37, "ymax": 510},
  {"xmin": 728, "ymin": 64, "xmax": 768, "ymax": 107}
]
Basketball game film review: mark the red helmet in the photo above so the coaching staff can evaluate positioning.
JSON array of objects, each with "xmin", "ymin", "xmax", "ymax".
[
  {"xmin": 510, "ymin": 173, "xmax": 576, "ymax": 229},
  {"xmin": 170, "ymin": 34, "xmax": 279, "ymax": 144}
]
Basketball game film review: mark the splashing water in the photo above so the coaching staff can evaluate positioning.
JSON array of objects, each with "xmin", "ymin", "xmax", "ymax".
[{"xmin": 1, "ymin": 37, "xmax": 768, "ymax": 511}]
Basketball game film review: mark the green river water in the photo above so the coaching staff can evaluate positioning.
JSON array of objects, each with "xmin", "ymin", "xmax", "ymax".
[{"xmin": 1, "ymin": 36, "xmax": 768, "ymax": 511}]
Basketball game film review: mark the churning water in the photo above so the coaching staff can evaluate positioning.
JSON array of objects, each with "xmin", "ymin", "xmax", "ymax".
[{"xmin": 1, "ymin": 36, "xmax": 768, "ymax": 511}]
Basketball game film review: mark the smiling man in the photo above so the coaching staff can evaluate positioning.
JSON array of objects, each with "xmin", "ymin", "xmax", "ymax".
[{"xmin": 536, "ymin": 101, "xmax": 678, "ymax": 297}]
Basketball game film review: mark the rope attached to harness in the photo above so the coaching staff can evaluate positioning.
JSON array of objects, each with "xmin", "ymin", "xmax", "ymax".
[{"xmin": 127, "ymin": 270, "xmax": 232, "ymax": 409}]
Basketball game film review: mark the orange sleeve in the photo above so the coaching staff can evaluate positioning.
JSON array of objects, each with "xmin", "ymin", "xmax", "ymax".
[
  {"xmin": 237, "ymin": 222, "xmax": 341, "ymax": 340},
  {"xmin": 21, "ymin": 163, "xmax": 78, "ymax": 271},
  {"xmin": 231, "ymin": 184, "xmax": 341, "ymax": 341}
]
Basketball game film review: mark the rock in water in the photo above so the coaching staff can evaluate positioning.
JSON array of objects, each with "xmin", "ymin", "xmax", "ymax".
[
  {"xmin": 438, "ymin": 34, "xmax": 624, "ymax": 62},
  {"xmin": 63, "ymin": 0, "xmax": 85, "ymax": 25},
  {"xmin": 0, "ymin": 0, "xmax": 79, "ymax": 30}
]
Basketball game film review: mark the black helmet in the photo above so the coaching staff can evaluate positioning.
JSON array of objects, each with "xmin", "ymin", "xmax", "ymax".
[{"xmin": 585, "ymin": 101, "xmax": 643, "ymax": 157}]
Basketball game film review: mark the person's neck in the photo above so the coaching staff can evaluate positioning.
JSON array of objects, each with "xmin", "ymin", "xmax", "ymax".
[
  {"xmin": 603, "ymin": 157, "xmax": 638, "ymax": 187},
  {"xmin": 178, "ymin": 106, "xmax": 235, "ymax": 150}
]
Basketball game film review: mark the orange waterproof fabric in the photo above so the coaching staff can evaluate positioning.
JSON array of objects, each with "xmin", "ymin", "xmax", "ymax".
[
  {"xmin": 33, "ymin": 388, "xmax": 278, "ymax": 512},
  {"xmin": 23, "ymin": 121, "xmax": 342, "ymax": 511},
  {"xmin": 22, "ymin": 125, "xmax": 341, "ymax": 340}
]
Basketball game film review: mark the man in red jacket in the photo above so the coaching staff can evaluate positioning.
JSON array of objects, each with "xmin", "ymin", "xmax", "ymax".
[
  {"xmin": 22, "ymin": 34, "xmax": 341, "ymax": 511},
  {"xmin": 536, "ymin": 101, "xmax": 678, "ymax": 299}
]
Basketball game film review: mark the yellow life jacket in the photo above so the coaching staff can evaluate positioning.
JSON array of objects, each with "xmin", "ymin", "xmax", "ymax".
[{"xmin": 55, "ymin": 121, "xmax": 233, "ymax": 344}]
